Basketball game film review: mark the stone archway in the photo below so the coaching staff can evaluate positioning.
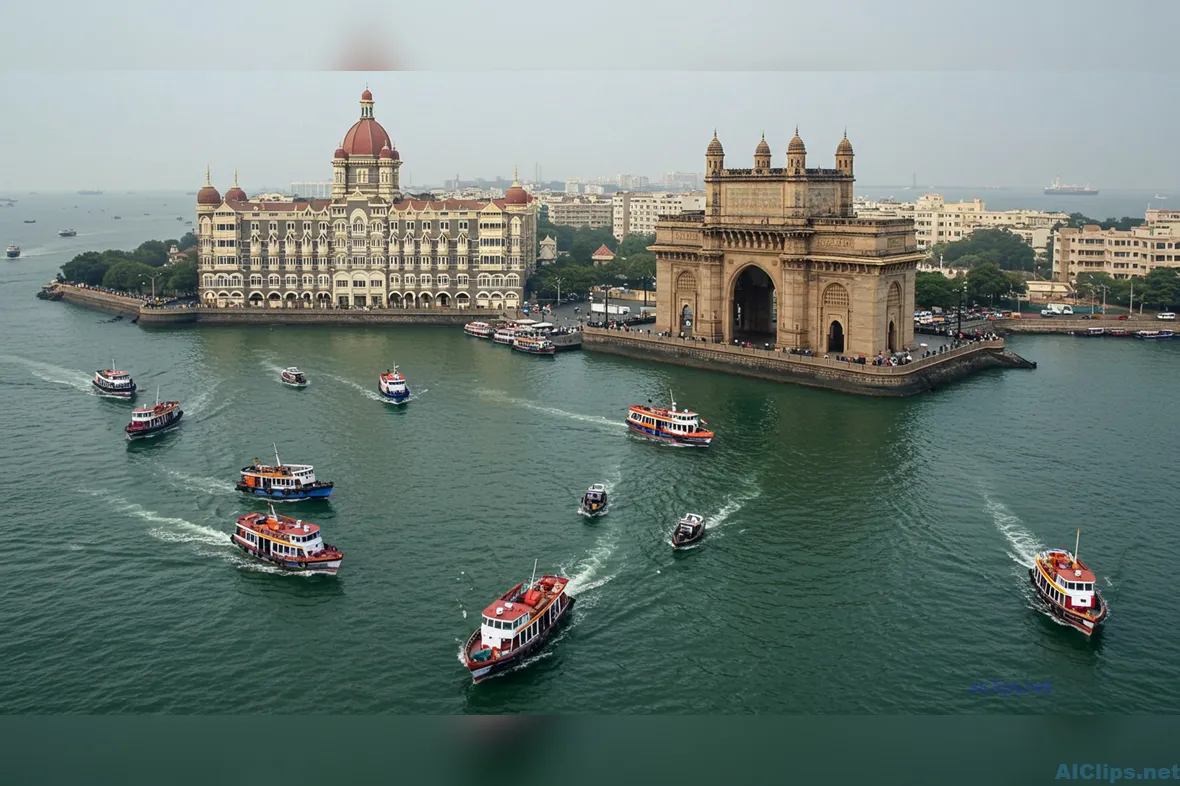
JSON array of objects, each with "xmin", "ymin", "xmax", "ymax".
[
  {"xmin": 674, "ymin": 271, "xmax": 698, "ymax": 338},
  {"xmin": 437, "ymin": 293, "xmax": 450, "ymax": 308},
  {"xmin": 886, "ymin": 281, "xmax": 902, "ymax": 354},
  {"xmin": 680, "ymin": 303, "xmax": 694, "ymax": 336},
  {"xmin": 828, "ymin": 320, "xmax": 845, "ymax": 353},
  {"xmin": 731, "ymin": 264, "xmax": 776, "ymax": 345},
  {"xmin": 888, "ymin": 320, "xmax": 897, "ymax": 352}
]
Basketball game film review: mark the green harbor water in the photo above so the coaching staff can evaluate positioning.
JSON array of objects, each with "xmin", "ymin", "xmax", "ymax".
[{"xmin": 3, "ymin": 194, "xmax": 1179, "ymax": 713}]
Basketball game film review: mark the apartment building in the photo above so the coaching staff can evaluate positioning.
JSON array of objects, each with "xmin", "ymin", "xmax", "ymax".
[
  {"xmin": 612, "ymin": 191, "xmax": 706, "ymax": 239},
  {"xmin": 1053, "ymin": 211, "xmax": 1180, "ymax": 281}
]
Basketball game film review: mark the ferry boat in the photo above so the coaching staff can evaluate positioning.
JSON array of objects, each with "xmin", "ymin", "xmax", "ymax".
[
  {"xmin": 671, "ymin": 513, "xmax": 706, "ymax": 549},
  {"xmin": 492, "ymin": 325, "xmax": 518, "ymax": 345},
  {"xmin": 463, "ymin": 321, "xmax": 494, "ymax": 338},
  {"xmin": 124, "ymin": 388, "xmax": 182, "ymax": 439},
  {"xmin": 57, "ymin": 229, "xmax": 77, "ymax": 237},
  {"xmin": 512, "ymin": 334, "xmax": 556, "ymax": 356},
  {"xmin": 280, "ymin": 366, "xmax": 308, "ymax": 386},
  {"xmin": 5, "ymin": 244, "xmax": 19, "ymax": 258},
  {"xmin": 378, "ymin": 365, "xmax": 410, "ymax": 404},
  {"xmin": 461, "ymin": 562, "xmax": 574, "ymax": 684},
  {"xmin": 231, "ymin": 504, "xmax": 344, "ymax": 574},
  {"xmin": 236, "ymin": 443, "xmax": 334, "ymax": 500},
  {"xmin": 93, "ymin": 361, "xmax": 137, "ymax": 397},
  {"xmin": 579, "ymin": 483, "xmax": 608, "ymax": 517},
  {"xmin": 1029, "ymin": 530, "xmax": 1107, "ymax": 636},
  {"xmin": 1134, "ymin": 329, "xmax": 1174, "ymax": 339},
  {"xmin": 626, "ymin": 392, "xmax": 714, "ymax": 448},
  {"xmin": 1074, "ymin": 327, "xmax": 1105, "ymax": 337}
]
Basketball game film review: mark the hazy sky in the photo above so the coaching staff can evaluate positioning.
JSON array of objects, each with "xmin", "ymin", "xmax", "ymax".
[{"xmin": 2, "ymin": 1, "xmax": 1177, "ymax": 192}]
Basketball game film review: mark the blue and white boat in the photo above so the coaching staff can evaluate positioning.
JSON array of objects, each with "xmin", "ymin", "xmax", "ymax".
[
  {"xmin": 235, "ymin": 443, "xmax": 334, "ymax": 500},
  {"xmin": 378, "ymin": 365, "xmax": 410, "ymax": 404}
]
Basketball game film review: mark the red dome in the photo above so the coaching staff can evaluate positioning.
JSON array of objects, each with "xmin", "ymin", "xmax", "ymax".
[
  {"xmin": 361, "ymin": 88, "xmax": 373, "ymax": 101},
  {"xmin": 334, "ymin": 145, "xmax": 348, "ymax": 160},
  {"xmin": 224, "ymin": 186, "xmax": 247, "ymax": 201},
  {"xmin": 379, "ymin": 143, "xmax": 395, "ymax": 160},
  {"xmin": 342, "ymin": 118, "xmax": 392, "ymax": 157},
  {"xmin": 504, "ymin": 185, "xmax": 530, "ymax": 205},
  {"xmin": 197, "ymin": 185, "xmax": 221, "ymax": 205}
]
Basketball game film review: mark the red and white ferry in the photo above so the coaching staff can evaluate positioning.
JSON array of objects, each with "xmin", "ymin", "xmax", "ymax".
[
  {"xmin": 462, "ymin": 563, "xmax": 575, "ymax": 684},
  {"xmin": 626, "ymin": 392, "xmax": 714, "ymax": 448},
  {"xmin": 464, "ymin": 321, "xmax": 494, "ymax": 338},
  {"xmin": 1029, "ymin": 529, "xmax": 1107, "ymax": 636},
  {"xmin": 231, "ymin": 504, "xmax": 344, "ymax": 574},
  {"xmin": 93, "ymin": 361, "xmax": 136, "ymax": 397},
  {"xmin": 124, "ymin": 388, "xmax": 182, "ymax": 439}
]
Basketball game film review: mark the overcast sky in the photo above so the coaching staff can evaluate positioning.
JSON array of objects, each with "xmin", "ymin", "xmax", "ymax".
[{"xmin": 2, "ymin": 0, "xmax": 1177, "ymax": 192}]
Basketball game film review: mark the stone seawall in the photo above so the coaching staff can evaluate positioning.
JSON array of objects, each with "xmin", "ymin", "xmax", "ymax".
[
  {"xmin": 582, "ymin": 329, "xmax": 1025, "ymax": 396},
  {"xmin": 139, "ymin": 307, "xmax": 499, "ymax": 327},
  {"xmin": 58, "ymin": 287, "xmax": 143, "ymax": 318},
  {"xmin": 993, "ymin": 317, "xmax": 1162, "ymax": 334}
]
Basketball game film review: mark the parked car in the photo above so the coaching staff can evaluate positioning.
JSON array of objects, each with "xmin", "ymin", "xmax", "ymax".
[{"xmin": 1158, "ymin": 312, "xmax": 1176, "ymax": 321}]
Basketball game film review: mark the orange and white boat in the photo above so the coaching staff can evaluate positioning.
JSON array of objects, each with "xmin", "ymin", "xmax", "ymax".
[
  {"xmin": 626, "ymin": 391, "xmax": 713, "ymax": 448},
  {"xmin": 231, "ymin": 504, "xmax": 343, "ymax": 574},
  {"xmin": 462, "ymin": 562, "xmax": 574, "ymax": 683},
  {"xmin": 1029, "ymin": 529, "xmax": 1107, "ymax": 636}
]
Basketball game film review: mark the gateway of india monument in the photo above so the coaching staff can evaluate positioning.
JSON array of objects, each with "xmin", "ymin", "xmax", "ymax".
[{"xmin": 651, "ymin": 129, "xmax": 922, "ymax": 357}]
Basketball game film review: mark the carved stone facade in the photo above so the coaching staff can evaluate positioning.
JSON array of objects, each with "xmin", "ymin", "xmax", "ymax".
[{"xmin": 650, "ymin": 130, "xmax": 922, "ymax": 356}]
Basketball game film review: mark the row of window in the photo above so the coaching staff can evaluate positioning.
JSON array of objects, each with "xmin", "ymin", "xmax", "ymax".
[{"xmin": 203, "ymin": 274, "xmax": 518, "ymax": 288}]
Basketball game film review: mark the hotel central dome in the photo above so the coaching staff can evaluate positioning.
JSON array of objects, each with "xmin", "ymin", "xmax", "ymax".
[{"xmin": 341, "ymin": 88, "xmax": 393, "ymax": 157}]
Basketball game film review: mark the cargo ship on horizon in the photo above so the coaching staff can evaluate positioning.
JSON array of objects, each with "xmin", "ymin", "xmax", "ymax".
[{"xmin": 1044, "ymin": 177, "xmax": 1098, "ymax": 196}]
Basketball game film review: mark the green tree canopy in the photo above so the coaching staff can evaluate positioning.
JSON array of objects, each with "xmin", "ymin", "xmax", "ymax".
[
  {"xmin": 133, "ymin": 240, "xmax": 169, "ymax": 267},
  {"xmin": 965, "ymin": 262, "xmax": 1019, "ymax": 303},
  {"xmin": 1140, "ymin": 268, "xmax": 1180, "ymax": 310},
  {"xmin": 914, "ymin": 271, "xmax": 959, "ymax": 310},
  {"xmin": 166, "ymin": 260, "xmax": 198, "ymax": 293},
  {"xmin": 101, "ymin": 259, "xmax": 158, "ymax": 292},
  {"xmin": 933, "ymin": 228, "xmax": 1036, "ymax": 271},
  {"xmin": 178, "ymin": 231, "xmax": 198, "ymax": 251}
]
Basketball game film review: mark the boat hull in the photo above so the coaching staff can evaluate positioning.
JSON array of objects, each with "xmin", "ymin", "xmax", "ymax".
[
  {"xmin": 672, "ymin": 530, "xmax": 705, "ymax": 549},
  {"xmin": 93, "ymin": 380, "xmax": 137, "ymax": 397},
  {"xmin": 464, "ymin": 596, "xmax": 575, "ymax": 683},
  {"xmin": 231, "ymin": 534, "xmax": 342, "ymax": 574},
  {"xmin": 513, "ymin": 345, "xmax": 556, "ymax": 356},
  {"xmin": 125, "ymin": 410, "xmax": 183, "ymax": 439},
  {"xmin": 626, "ymin": 421, "xmax": 713, "ymax": 447},
  {"xmin": 380, "ymin": 390, "xmax": 410, "ymax": 404},
  {"xmin": 5, "ymin": 251, "xmax": 19, "ymax": 259},
  {"xmin": 1028, "ymin": 567, "xmax": 1106, "ymax": 636},
  {"xmin": 579, "ymin": 503, "xmax": 608, "ymax": 517},
  {"xmin": 281, "ymin": 378, "xmax": 308, "ymax": 387},
  {"xmin": 235, "ymin": 483, "xmax": 334, "ymax": 500}
]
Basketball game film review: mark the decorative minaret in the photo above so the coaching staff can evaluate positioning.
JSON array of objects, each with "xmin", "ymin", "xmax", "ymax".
[
  {"xmin": 332, "ymin": 141, "xmax": 348, "ymax": 200},
  {"xmin": 378, "ymin": 142, "xmax": 396, "ymax": 201},
  {"xmin": 753, "ymin": 133, "xmax": 771, "ymax": 171},
  {"xmin": 787, "ymin": 125, "xmax": 806, "ymax": 175},
  {"xmin": 705, "ymin": 131, "xmax": 724, "ymax": 217},
  {"xmin": 836, "ymin": 129, "xmax": 855, "ymax": 216}
]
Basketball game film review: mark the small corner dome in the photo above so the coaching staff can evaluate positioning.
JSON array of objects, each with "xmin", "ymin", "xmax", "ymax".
[
  {"xmin": 334, "ymin": 145, "xmax": 348, "ymax": 160},
  {"xmin": 504, "ymin": 184, "xmax": 530, "ymax": 205},
  {"xmin": 755, "ymin": 137, "xmax": 771, "ymax": 156},
  {"xmin": 837, "ymin": 136, "xmax": 854, "ymax": 155},
  {"xmin": 706, "ymin": 135, "xmax": 724, "ymax": 155},
  {"xmin": 361, "ymin": 88, "xmax": 373, "ymax": 101},
  {"xmin": 196, "ymin": 185, "xmax": 222, "ymax": 205},
  {"xmin": 787, "ymin": 132, "xmax": 806, "ymax": 154}
]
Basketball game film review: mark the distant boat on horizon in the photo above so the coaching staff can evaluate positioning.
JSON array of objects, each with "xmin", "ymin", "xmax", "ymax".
[
  {"xmin": 1045, "ymin": 176, "xmax": 1098, "ymax": 196},
  {"xmin": 77, "ymin": 190, "xmax": 103, "ymax": 196},
  {"xmin": 1154, "ymin": 194, "xmax": 1167, "ymax": 200}
]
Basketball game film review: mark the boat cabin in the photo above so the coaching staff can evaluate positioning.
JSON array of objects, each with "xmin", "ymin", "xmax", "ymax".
[
  {"xmin": 241, "ymin": 461, "xmax": 319, "ymax": 490},
  {"xmin": 236, "ymin": 513, "xmax": 327, "ymax": 559},
  {"xmin": 478, "ymin": 576, "xmax": 567, "ymax": 656},
  {"xmin": 628, "ymin": 405, "xmax": 705, "ymax": 434},
  {"xmin": 130, "ymin": 401, "xmax": 177, "ymax": 428},
  {"xmin": 98, "ymin": 370, "xmax": 134, "ymax": 388},
  {"xmin": 1034, "ymin": 550, "xmax": 1098, "ymax": 610}
]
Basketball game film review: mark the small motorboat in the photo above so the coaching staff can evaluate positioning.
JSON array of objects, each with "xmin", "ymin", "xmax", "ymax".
[
  {"xmin": 58, "ymin": 229, "xmax": 77, "ymax": 237},
  {"xmin": 671, "ymin": 513, "xmax": 706, "ymax": 549},
  {"xmin": 579, "ymin": 483, "xmax": 609, "ymax": 517},
  {"xmin": 378, "ymin": 365, "xmax": 410, "ymax": 405},
  {"xmin": 281, "ymin": 366, "xmax": 308, "ymax": 386}
]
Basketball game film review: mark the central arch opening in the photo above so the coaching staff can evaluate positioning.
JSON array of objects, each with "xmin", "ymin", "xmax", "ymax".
[
  {"xmin": 731, "ymin": 265, "xmax": 777, "ymax": 345},
  {"xmin": 888, "ymin": 320, "xmax": 897, "ymax": 353},
  {"xmin": 680, "ymin": 304, "xmax": 694, "ymax": 337},
  {"xmin": 827, "ymin": 320, "xmax": 845, "ymax": 353}
]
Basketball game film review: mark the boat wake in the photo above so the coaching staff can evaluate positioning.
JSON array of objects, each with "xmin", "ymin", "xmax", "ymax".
[
  {"xmin": 325, "ymin": 373, "xmax": 385, "ymax": 402},
  {"xmin": 706, "ymin": 487, "xmax": 760, "ymax": 533},
  {"xmin": 259, "ymin": 360, "xmax": 291, "ymax": 382},
  {"xmin": 563, "ymin": 530, "xmax": 620, "ymax": 605},
  {"xmin": 185, "ymin": 378, "xmax": 224, "ymax": 418},
  {"xmin": 160, "ymin": 468, "xmax": 237, "ymax": 496},
  {"xmin": 477, "ymin": 390, "xmax": 623, "ymax": 433},
  {"xmin": 83, "ymin": 489, "xmax": 226, "ymax": 547},
  {"xmin": 0, "ymin": 355, "xmax": 94, "ymax": 393},
  {"xmin": 984, "ymin": 494, "xmax": 1042, "ymax": 568}
]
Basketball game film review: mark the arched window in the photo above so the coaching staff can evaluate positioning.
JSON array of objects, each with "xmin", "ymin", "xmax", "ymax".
[
  {"xmin": 202, "ymin": 274, "xmax": 214, "ymax": 287},
  {"xmin": 250, "ymin": 274, "xmax": 263, "ymax": 287},
  {"xmin": 267, "ymin": 275, "xmax": 280, "ymax": 287},
  {"xmin": 437, "ymin": 274, "xmax": 450, "ymax": 286},
  {"xmin": 822, "ymin": 284, "xmax": 850, "ymax": 307},
  {"xmin": 285, "ymin": 275, "xmax": 298, "ymax": 287},
  {"xmin": 317, "ymin": 275, "xmax": 330, "ymax": 286},
  {"xmin": 457, "ymin": 274, "xmax": 469, "ymax": 286}
]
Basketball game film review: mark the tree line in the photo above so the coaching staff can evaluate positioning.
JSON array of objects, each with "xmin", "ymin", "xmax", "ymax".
[
  {"xmin": 526, "ymin": 213, "xmax": 656, "ymax": 299},
  {"xmin": 58, "ymin": 233, "xmax": 199, "ymax": 295},
  {"xmin": 915, "ymin": 265, "xmax": 1028, "ymax": 311},
  {"xmin": 1075, "ymin": 269, "xmax": 1179, "ymax": 311}
]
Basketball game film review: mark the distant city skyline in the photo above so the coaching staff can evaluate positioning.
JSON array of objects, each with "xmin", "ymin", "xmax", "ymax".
[{"xmin": 1, "ymin": 70, "xmax": 1175, "ymax": 193}]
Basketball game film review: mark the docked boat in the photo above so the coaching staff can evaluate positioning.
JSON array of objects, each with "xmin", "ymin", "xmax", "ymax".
[
  {"xmin": 124, "ymin": 388, "xmax": 182, "ymax": 439},
  {"xmin": 492, "ymin": 325, "xmax": 518, "ymax": 345},
  {"xmin": 461, "ymin": 562, "xmax": 574, "ymax": 684},
  {"xmin": 1108, "ymin": 328, "xmax": 1131, "ymax": 337},
  {"xmin": 626, "ymin": 392, "xmax": 714, "ymax": 448},
  {"xmin": 671, "ymin": 513, "xmax": 706, "ymax": 549},
  {"xmin": 231, "ymin": 504, "xmax": 344, "ymax": 574},
  {"xmin": 57, "ymin": 229, "xmax": 77, "ymax": 237},
  {"xmin": 93, "ymin": 362, "xmax": 137, "ymax": 397},
  {"xmin": 1134, "ymin": 329, "xmax": 1174, "ymax": 339},
  {"xmin": 280, "ymin": 366, "xmax": 308, "ymax": 386},
  {"xmin": 579, "ymin": 483, "xmax": 608, "ymax": 517},
  {"xmin": 463, "ymin": 320, "xmax": 494, "ymax": 338},
  {"xmin": 5, "ymin": 244, "xmax": 19, "ymax": 258},
  {"xmin": 1074, "ymin": 327, "xmax": 1105, "ymax": 337},
  {"xmin": 378, "ymin": 365, "xmax": 410, "ymax": 404},
  {"xmin": 1029, "ymin": 529, "xmax": 1107, "ymax": 636},
  {"xmin": 512, "ymin": 333, "xmax": 556, "ymax": 355},
  {"xmin": 236, "ymin": 443, "xmax": 334, "ymax": 500}
]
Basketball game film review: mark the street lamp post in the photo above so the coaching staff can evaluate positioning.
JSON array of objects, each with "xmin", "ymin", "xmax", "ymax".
[
  {"xmin": 141, "ymin": 271, "xmax": 166, "ymax": 301},
  {"xmin": 957, "ymin": 285, "xmax": 965, "ymax": 340},
  {"xmin": 1095, "ymin": 284, "xmax": 1109, "ymax": 315}
]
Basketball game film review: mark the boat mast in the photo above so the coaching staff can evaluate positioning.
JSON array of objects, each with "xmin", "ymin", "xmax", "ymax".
[
  {"xmin": 1074, "ymin": 528, "xmax": 1081, "ymax": 567},
  {"xmin": 669, "ymin": 387, "xmax": 676, "ymax": 412},
  {"xmin": 529, "ymin": 558, "xmax": 538, "ymax": 588},
  {"xmin": 155, "ymin": 385, "xmax": 160, "ymax": 406},
  {"xmin": 273, "ymin": 442, "xmax": 282, "ymax": 467}
]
